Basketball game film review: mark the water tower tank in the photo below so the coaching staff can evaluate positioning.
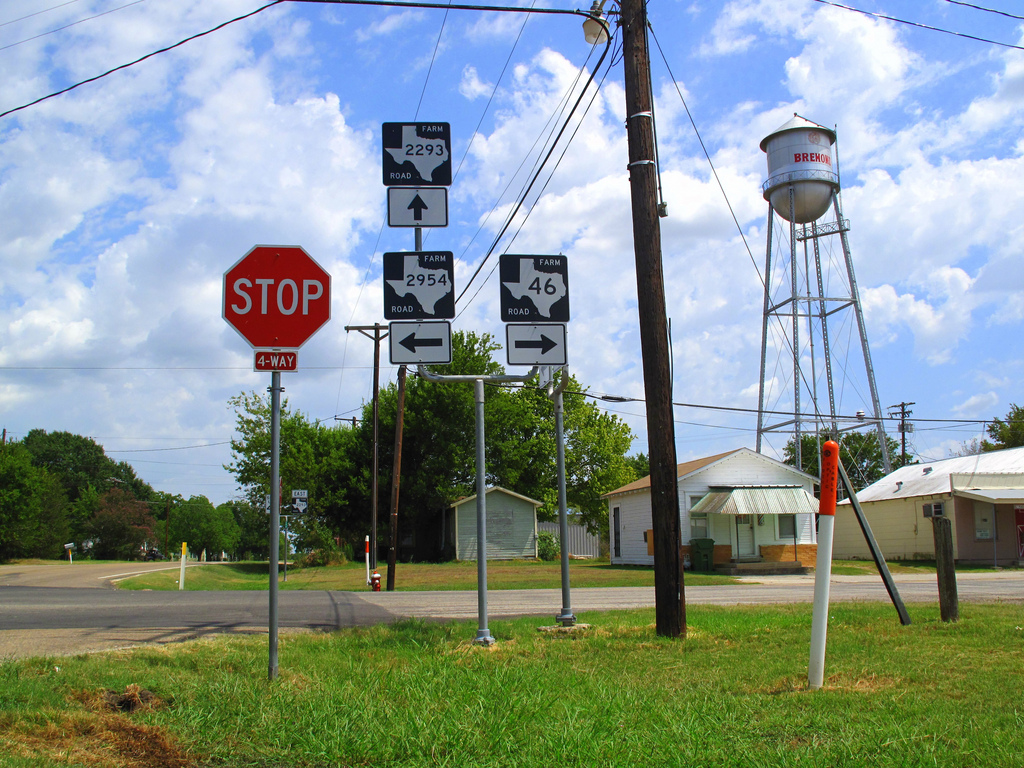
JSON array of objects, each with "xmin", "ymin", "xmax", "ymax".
[{"xmin": 760, "ymin": 114, "xmax": 838, "ymax": 224}]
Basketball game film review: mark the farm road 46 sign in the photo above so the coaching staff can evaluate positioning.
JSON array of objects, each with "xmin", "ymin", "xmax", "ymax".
[{"xmin": 223, "ymin": 245, "xmax": 331, "ymax": 349}]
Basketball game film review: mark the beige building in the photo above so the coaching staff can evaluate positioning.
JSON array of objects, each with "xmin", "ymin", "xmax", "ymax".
[{"xmin": 834, "ymin": 446, "xmax": 1024, "ymax": 565}]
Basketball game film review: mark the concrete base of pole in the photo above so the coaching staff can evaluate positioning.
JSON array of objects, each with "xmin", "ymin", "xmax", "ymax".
[
  {"xmin": 473, "ymin": 631, "xmax": 495, "ymax": 646},
  {"xmin": 556, "ymin": 611, "xmax": 577, "ymax": 627}
]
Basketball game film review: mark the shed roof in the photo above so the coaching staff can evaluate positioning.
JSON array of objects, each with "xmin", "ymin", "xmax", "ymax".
[
  {"xmin": 451, "ymin": 486, "xmax": 543, "ymax": 509},
  {"xmin": 847, "ymin": 446, "xmax": 1024, "ymax": 504}
]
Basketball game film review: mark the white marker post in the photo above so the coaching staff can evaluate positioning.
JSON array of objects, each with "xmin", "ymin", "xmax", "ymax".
[
  {"xmin": 809, "ymin": 440, "xmax": 840, "ymax": 690},
  {"xmin": 178, "ymin": 542, "xmax": 187, "ymax": 591},
  {"xmin": 365, "ymin": 535, "xmax": 371, "ymax": 586}
]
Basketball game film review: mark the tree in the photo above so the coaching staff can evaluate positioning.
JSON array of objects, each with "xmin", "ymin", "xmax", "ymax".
[
  {"xmin": 783, "ymin": 430, "xmax": 907, "ymax": 491},
  {"xmin": 983, "ymin": 404, "xmax": 1024, "ymax": 451},
  {"xmin": 0, "ymin": 444, "xmax": 71, "ymax": 561},
  {"xmin": 168, "ymin": 496, "xmax": 240, "ymax": 558},
  {"xmin": 89, "ymin": 488, "xmax": 156, "ymax": 559},
  {"xmin": 20, "ymin": 429, "xmax": 154, "ymax": 541}
]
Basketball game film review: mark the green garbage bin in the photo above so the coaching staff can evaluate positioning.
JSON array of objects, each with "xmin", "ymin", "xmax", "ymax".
[{"xmin": 689, "ymin": 538, "xmax": 715, "ymax": 573}]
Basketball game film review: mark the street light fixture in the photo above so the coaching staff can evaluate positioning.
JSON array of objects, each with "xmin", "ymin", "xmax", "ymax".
[{"xmin": 583, "ymin": 1, "xmax": 609, "ymax": 45}]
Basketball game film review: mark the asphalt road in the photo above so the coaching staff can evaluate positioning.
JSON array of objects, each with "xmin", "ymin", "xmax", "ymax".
[{"xmin": 1, "ymin": 563, "xmax": 1021, "ymax": 659}]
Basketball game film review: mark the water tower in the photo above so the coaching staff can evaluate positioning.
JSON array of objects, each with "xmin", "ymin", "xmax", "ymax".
[{"xmin": 755, "ymin": 114, "xmax": 891, "ymax": 477}]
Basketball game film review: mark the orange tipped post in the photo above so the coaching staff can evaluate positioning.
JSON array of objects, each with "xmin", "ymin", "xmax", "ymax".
[{"xmin": 809, "ymin": 440, "xmax": 840, "ymax": 690}]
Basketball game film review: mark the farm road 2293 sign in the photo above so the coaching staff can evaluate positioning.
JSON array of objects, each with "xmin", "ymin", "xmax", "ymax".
[{"xmin": 382, "ymin": 123, "xmax": 452, "ymax": 187}]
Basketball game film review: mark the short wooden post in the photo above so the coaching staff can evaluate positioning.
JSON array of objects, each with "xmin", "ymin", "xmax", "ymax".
[{"xmin": 932, "ymin": 516, "xmax": 959, "ymax": 622}]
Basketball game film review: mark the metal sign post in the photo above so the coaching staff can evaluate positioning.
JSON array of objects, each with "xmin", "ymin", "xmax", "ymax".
[
  {"xmin": 418, "ymin": 365, "xmax": 538, "ymax": 645},
  {"xmin": 546, "ymin": 366, "xmax": 575, "ymax": 626}
]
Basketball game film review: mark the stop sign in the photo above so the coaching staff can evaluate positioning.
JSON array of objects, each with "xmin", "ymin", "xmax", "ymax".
[{"xmin": 223, "ymin": 245, "xmax": 331, "ymax": 349}]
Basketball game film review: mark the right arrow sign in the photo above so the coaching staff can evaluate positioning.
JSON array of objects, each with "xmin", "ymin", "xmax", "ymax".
[{"xmin": 506, "ymin": 323, "xmax": 567, "ymax": 366}]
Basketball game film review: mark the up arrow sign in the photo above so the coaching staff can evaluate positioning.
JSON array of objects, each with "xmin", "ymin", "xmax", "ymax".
[
  {"xmin": 408, "ymin": 194, "xmax": 429, "ymax": 221},
  {"xmin": 388, "ymin": 187, "xmax": 448, "ymax": 228}
]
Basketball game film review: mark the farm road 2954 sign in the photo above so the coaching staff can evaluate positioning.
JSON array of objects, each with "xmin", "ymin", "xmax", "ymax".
[{"xmin": 383, "ymin": 251, "xmax": 455, "ymax": 320}]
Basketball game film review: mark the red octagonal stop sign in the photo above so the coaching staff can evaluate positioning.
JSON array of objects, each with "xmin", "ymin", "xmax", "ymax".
[{"xmin": 223, "ymin": 245, "xmax": 331, "ymax": 349}]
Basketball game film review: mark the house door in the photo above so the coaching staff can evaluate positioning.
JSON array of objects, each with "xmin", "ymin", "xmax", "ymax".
[
  {"xmin": 736, "ymin": 515, "xmax": 756, "ymax": 558},
  {"xmin": 613, "ymin": 507, "xmax": 621, "ymax": 559},
  {"xmin": 1016, "ymin": 506, "xmax": 1024, "ymax": 559}
]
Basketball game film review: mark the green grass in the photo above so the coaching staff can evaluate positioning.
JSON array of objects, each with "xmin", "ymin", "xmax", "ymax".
[
  {"xmin": 1, "ymin": 603, "xmax": 1022, "ymax": 767},
  {"xmin": 829, "ymin": 559, "xmax": 1012, "ymax": 576},
  {"xmin": 117, "ymin": 559, "xmax": 739, "ymax": 591}
]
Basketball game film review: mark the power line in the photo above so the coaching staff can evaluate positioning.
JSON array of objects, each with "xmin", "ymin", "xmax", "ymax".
[
  {"xmin": 944, "ymin": 0, "xmax": 1024, "ymax": 22},
  {"xmin": 0, "ymin": 0, "xmax": 87, "ymax": 28},
  {"xmin": 811, "ymin": 0, "xmax": 1024, "ymax": 51},
  {"xmin": 0, "ymin": 0, "xmax": 149, "ymax": 53},
  {"xmin": 0, "ymin": 0, "xmax": 286, "ymax": 119}
]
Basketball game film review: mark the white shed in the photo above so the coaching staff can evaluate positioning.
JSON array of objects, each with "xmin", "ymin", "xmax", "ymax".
[
  {"xmin": 447, "ymin": 487, "xmax": 541, "ymax": 561},
  {"xmin": 604, "ymin": 448, "xmax": 819, "ymax": 570}
]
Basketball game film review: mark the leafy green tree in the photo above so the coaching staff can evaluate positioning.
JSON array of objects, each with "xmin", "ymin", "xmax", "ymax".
[
  {"xmin": 167, "ymin": 496, "xmax": 240, "ymax": 558},
  {"xmin": 783, "ymin": 430, "xmax": 907, "ymax": 491},
  {"xmin": 983, "ymin": 404, "xmax": 1024, "ymax": 451},
  {"xmin": 0, "ymin": 444, "xmax": 71, "ymax": 561},
  {"xmin": 222, "ymin": 500, "xmax": 268, "ymax": 560},
  {"xmin": 89, "ymin": 488, "xmax": 156, "ymax": 559}
]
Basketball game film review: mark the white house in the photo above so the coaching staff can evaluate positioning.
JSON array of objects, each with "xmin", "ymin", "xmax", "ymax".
[
  {"xmin": 603, "ymin": 448, "xmax": 819, "ymax": 570},
  {"xmin": 834, "ymin": 446, "xmax": 1024, "ymax": 565}
]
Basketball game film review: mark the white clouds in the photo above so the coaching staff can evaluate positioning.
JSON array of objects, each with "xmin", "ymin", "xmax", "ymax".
[
  {"xmin": 459, "ymin": 66, "xmax": 493, "ymax": 100},
  {"xmin": 355, "ymin": 10, "xmax": 425, "ymax": 42},
  {"xmin": 952, "ymin": 391, "xmax": 999, "ymax": 418}
]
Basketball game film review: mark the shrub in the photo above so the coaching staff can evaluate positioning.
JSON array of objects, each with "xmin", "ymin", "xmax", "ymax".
[{"xmin": 537, "ymin": 531, "xmax": 560, "ymax": 561}]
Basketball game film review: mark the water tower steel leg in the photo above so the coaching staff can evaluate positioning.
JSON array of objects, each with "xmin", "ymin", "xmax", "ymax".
[
  {"xmin": 789, "ymin": 186, "xmax": 802, "ymax": 470},
  {"xmin": 811, "ymin": 217, "xmax": 839, "ymax": 437},
  {"xmin": 832, "ymin": 196, "xmax": 891, "ymax": 473},
  {"xmin": 756, "ymin": 204, "xmax": 776, "ymax": 454}
]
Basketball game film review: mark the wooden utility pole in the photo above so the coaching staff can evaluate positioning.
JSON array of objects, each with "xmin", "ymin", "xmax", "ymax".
[
  {"xmin": 386, "ymin": 365, "xmax": 407, "ymax": 591},
  {"xmin": 932, "ymin": 515, "xmax": 959, "ymax": 622},
  {"xmin": 620, "ymin": 0, "xmax": 685, "ymax": 637},
  {"xmin": 888, "ymin": 401, "xmax": 915, "ymax": 466},
  {"xmin": 345, "ymin": 323, "xmax": 389, "ymax": 570}
]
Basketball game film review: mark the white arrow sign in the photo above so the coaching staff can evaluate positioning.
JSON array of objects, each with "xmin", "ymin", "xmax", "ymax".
[
  {"xmin": 389, "ymin": 321, "xmax": 453, "ymax": 365},
  {"xmin": 388, "ymin": 187, "xmax": 448, "ymax": 228},
  {"xmin": 506, "ymin": 323, "xmax": 567, "ymax": 366}
]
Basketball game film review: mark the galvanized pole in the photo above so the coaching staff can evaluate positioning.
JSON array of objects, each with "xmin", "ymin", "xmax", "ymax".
[
  {"xmin": 418, "ymin": 365, "xmax": 538, "ymax": 645},
  {"xmin": 268, "ymin": 370, "xmax": 282, "ymax": 680},
  {"xmin": 549, "ymin": 367, "xmax": 575, "ymax": 626},
  {"xmin": 473, "ymin": 378, "xmax": 494, "ymax": 645}
]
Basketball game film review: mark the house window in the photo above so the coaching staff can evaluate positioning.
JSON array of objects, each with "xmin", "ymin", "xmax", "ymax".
[
  {"xmin": 778, "ymin": 514, "xmax": 797, "ymax": 539},
  {"xmin": 690, "ymin": 513, "xmax": 708, "ymax": 539},
  {"xmin": 974, "ymin": 508, "xmax": 993, "ymax": 540},
  {"xmin": 922, "ymin": 502, "xmax": 944, "ymax": 518}
]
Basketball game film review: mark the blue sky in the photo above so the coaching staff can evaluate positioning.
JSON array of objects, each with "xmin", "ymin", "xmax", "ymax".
[{"xmin": 1, "ymin": 0, "xmax": 1021, "ymax": 503}]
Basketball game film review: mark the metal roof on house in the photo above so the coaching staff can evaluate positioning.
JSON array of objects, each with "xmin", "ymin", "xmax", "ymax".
[
  {"xmin": 602, "ymin": 447, "xmax": 817, "ymax": 498},
  {"xmin": 690, "ymin": 486, "xmax": 819, "ymax": 516},
  {"xmin": 848, "ymin": 446, "xmax": 1024, "ymax": 504}
]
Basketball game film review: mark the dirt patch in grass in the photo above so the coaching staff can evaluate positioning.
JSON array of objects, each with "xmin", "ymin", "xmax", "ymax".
[{"xmin": 3, "ymin": 685, "xmax": 194, "ymax": 767}]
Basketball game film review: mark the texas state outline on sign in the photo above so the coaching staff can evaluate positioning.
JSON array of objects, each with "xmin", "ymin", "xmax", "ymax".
[
  {"xmin": 503, "ymin": 260, "xmax": 567, "ymax": 317},
  {"xmin": 386, "ymin": 255, "xmax": 450, "ymax": 316},
  {"xmin": 382, "ymin": 123, "xmax": 451, "ymax": 186}
]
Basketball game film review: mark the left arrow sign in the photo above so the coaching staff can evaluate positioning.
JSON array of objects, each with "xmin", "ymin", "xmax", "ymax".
[{"xmin": 389, "ymin": 321, "xmax": 452, "ymax": 365}]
